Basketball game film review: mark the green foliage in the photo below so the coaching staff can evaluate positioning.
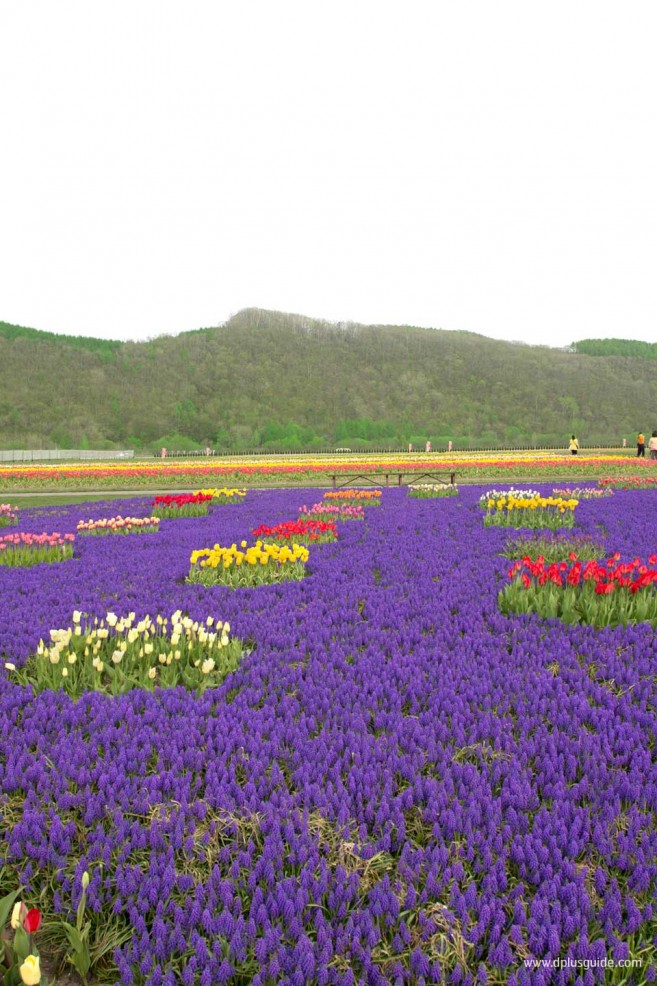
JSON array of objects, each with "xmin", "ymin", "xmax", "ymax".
[
  {"xmin": 149, "ymin": 433, "xmax": 202, "ymax": 452},
  {"xmin": 0, "ymin": 887, "xmax": 22, "ymax": 931},
  {"xmin": 483, "ymin": 495, "xmax": 577, "ymax": 530},
  {"xmin": 50, "ymin": 428, "xmax": 73, "ymax": 449},
  {"xmin": 408, "ymin": 484, "xmax": 459, "ymax": 498},
  {"xmin": 502, "ymin": 533, "xmax": 603, "ymax": 562},
  {"xmin": 574, "ymin": 338, "xmax": 657, "ymax": 359},
  {"xmin": 0, "ymin": 320, "xmax": 121, "ymax": 359},
  {"xmin": 500, "ymin": 578, "xmax": 657, "ymax": 627},
  {"xmin": 59, "ymin": 874, "xmax": 91, "ymax": 983},
  {"xmin": 0, "ymin": 887, "xmax": 23, "ymax": 930},
  {"xmin": 335, "ymin": 418, "xmax": 398, "ymax": 443},
  {"xmin": 258, "ymin": 420, "xmax": 286, "ymax": 444},
  {"xmin": 484, "ymin": 509, "xmax": 575, "ymax": 530},
  {"xmin": 151, "ymin": 503, "xmax": 210, "ymax": 519},
  {"xmin": 0, "ymin": 544, "xmax": 74, "ymax": 567},
  {"xmin": 187, "ymin": 560, "xmax": 308, "ymax": 588},
  {"xmin": 214, "ymin": 427, "xmax": 230, "ymax": 447},
  {"xmin": 503, "ymin": 425, "xmax": 525, "ymax": 444},
  {"xmin": 258, "ymin": 421, "xmax": 324, "ymax": 448}
]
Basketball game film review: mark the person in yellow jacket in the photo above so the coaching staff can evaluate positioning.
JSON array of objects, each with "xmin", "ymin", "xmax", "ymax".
[
  {"xmin": 568, "ymin": 435, "xmax": 579, "ymax": 455},
  {"xmin": 637, "ymin": 433, "xmax": 646, "ymax": 457}
]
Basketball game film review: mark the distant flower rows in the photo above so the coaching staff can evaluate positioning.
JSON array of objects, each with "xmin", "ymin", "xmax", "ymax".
[{"xmin": 2, "ymin": 452, "xmax": 657, "ymax": 491}]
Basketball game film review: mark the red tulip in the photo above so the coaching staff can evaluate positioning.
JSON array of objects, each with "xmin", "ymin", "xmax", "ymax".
[{"xmin": 23, "ymin": 908, "xmax": 41, "ymax": 933}]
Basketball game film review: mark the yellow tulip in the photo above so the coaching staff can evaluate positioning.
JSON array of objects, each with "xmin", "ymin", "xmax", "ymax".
[{"xmin": 19, "ymin": 954, "xmax": 41, "ymax": 985}]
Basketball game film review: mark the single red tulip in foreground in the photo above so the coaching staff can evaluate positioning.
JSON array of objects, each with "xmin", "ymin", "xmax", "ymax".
[{"xmin": 23, "ymin": 908, "xmax": 41, "ymax": 934}]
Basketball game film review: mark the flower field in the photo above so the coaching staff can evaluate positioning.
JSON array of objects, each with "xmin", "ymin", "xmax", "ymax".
[
  {"xmin": 77, "ymin": 515, "xmax": 160, "ymax": 536},
  {"xmin": 482, "ymin": 495, "xmax": 578, "ymax": 531},
  {"xmin": 188, "ymin": 539, "xmax": 309, "ymax": 589},
  {"xmin": 151, "ymin": 493, "xmax": 214, "ymax": 518},
  {"xmin": 408, "ymin": 485, "xmax": 459, "ymax": 499},
  {"xmin": 1, "ymin": 452, "xmax": 657, "ymax": 493},
  {"xmin": 1, "ymin": 486, "xmax": 656, "ymax": 984},
  {"xmin": 0, "ymin": 531, "xmax": 75, "ymax": 567},
  {"xmin": 299, "ymin": 502, "xmax": 366, "ymax": 523},
  {"xmin": 252, "ymin": 520, "xmax": 339, "ymax": 544},
  {"xmin": 0, "ymin": 503, "xmax": 18, "ymax": 527}
]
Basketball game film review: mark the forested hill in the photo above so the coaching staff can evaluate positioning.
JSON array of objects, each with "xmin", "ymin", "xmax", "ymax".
[{"xmin": 1, "ymin": 309, "xmax": 656, "ymax": 450}]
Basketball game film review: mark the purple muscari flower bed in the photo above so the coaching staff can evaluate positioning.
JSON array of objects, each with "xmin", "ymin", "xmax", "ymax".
[{"xmin": 1, "ymin": 486, "xmax": 656, "ymax": 985}]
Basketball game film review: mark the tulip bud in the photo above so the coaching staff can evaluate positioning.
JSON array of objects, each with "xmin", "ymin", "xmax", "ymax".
[
  {"xmin": 11, "ymin": 901, "xmax": 25, "ymax": 929},
  {"xmin": 23, "ymin": 908, "xmax": 41, "ymax": 934},
  {"xmin": 19, "ymin": 955, "xmax": 41, "ymax": 985},
  {"xmin": 81, "ymin": 871, "xmax": 90, "ymax": 889}
]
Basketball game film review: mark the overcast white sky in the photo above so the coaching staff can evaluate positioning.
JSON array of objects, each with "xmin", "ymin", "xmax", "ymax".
[{"xmin": 1, "ymin": 1, "xmax": 655, "ymax": 347}]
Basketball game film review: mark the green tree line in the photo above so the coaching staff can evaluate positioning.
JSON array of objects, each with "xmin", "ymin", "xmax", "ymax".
[{"xmin": 573, "ymin": 339, "xmax": 657, "ymax": 360}]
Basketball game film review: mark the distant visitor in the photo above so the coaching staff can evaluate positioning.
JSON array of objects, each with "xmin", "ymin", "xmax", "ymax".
[
  {"xmin": 649, "ymin": 431, "xmax": 657, "ymax": 460},
  {"xmin": 568, "ymin": 435, "xmax": 579, "ymax": 456},
  {"xmin": 637, "ymin": 432, "xmax": 646, "ymax": 458}
]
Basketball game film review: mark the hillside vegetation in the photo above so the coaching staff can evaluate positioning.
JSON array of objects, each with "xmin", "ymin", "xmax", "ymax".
[
  {"xmin": 1, "ymin": 309, "xmax": 656, "ymax": 450},
  {"xmin": 0, "ymin": 319, "xmax": 122, "ymax": 360},
  {"xmin": 572, "ymin": 338, "xmax": 657, "ymax": 360}
]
